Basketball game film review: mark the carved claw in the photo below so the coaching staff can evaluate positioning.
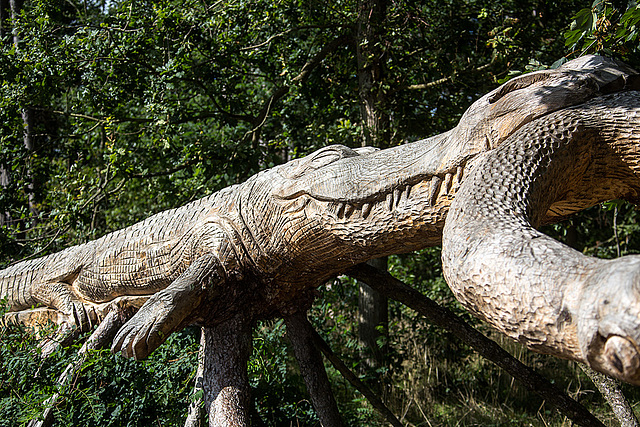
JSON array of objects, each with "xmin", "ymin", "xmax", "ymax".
[
  {"xmin": 111, "ymin": 254, "xmax": 224, "ymax": 359},
  {"xmin": 111, "ymin": 289, "xmax": 187, "ymax": 359},
  {"xmin": 575, "ymin": 256, "xmax": 640, "ymax": 384},
  {"xmin": 69, "ymin": 300, "xmax": 95, "ymax": 332},
  {"xmin": 38, "ymin": 300, "xmax": 95, "ymax": 357}
]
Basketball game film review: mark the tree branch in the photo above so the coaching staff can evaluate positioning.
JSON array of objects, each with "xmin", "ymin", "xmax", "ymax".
[
  {"xmin": 404, "ymin": 63, "xmax": 492, "ymax": 90},
  {"xmin": 304, "ymin": 318, "xmax": 404, "ymax": 427},
  {"xmin": 124, "ymin": 159, "xmax": 198, "ymax": 179},
  {"xmin": 284, "ymin": 312, "xmax": 344, "ymax": 427},
  {"xmin": 291, "ymin": 33, "xmax": 353, "ymax": 85},
  {"xmin": 28, "ymin": 303, "xmax": 137, "ymax": 427},
  {"xmin": 580, "ymin": 365, "xmax": 640, "ymax": 427},
  {"xmin": 346, "ymin": 263, "xmax": 605, "ymax": 427}
]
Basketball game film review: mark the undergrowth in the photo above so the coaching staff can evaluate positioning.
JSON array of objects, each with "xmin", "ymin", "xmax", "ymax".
[{"xmin": 2, "ymin": 204, "xmax": 640, "ymax": 426}]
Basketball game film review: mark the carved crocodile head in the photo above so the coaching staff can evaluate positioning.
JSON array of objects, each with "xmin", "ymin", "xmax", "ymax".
[{"xmin": 239, "ymin": 55, "xmax": 638, "ymax": 289}]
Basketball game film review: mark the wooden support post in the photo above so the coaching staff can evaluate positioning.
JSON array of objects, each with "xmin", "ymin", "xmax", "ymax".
[
  {"xmin": 284, "ymin": 312, "xmax": 344, "ymax": 427},
  {"xmin": 197, "ymin": 314, "xmax": 253, "ymax": 427}
]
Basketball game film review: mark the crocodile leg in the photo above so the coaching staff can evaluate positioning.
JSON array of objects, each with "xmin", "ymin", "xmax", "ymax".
[
  {"xmin": 112, "ymin": 253, "xmax": 226, "ymax": 359},
  {"xmin": 27, "ymin": 281, "xmax": 96, "ymax": 332},
  {"xmin": 442, "ymin": 92, "xmax": 640, "ymax": 384}
]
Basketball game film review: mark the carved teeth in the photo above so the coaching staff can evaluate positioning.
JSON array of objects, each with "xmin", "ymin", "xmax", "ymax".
[
  {"xmin": 362, "ymin": 203, "xmax": 372, "ymax": 219},
  {"xmin": 394, "ymin": 187, "xmax": 403, "ymax": 207},
  {"xmin": 429, "ymin": 176, "xmax": 442, "ymax": 206},
  {"xmin": 455, "ymin": 166, "xmax": 464, "ymax": 186},
  {"xmin": 402, "ymin": 185, "xmax": 411, "ymax": 203},
  {"xmin": 386, "ymin": 193, "xmax": 393, "ymax": 211},
  {"xmin": 344, "ymin": 203, "xmax": 355, "ymax": 218},
  {"xmin": 442, "ymin": 173, "xmax": 453, "ymax": 195}
]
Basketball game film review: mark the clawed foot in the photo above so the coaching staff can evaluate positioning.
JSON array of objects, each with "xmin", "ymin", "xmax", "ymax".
[
  {"xmin": 576, "ymin": 256, "xmax": 640, "ymax": 384},
  {"xmin": 110, "ymin": 254, "xmax": 222, "ymax": 359},
  {"xmin": 66, "ymin": 300, "xmax": 95, "ymax": 332},
  {"xmin": 4, "ymin": 302, "xmax": 96, "ymax": 358},
  {"xmin": 111, "ymin": 288, "xmax": 199, "ymax": 359}
]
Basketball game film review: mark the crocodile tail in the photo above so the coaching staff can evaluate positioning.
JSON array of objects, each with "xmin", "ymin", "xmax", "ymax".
[
  {"xmin": 0, "ymin": 256, "xmax": 51, "ymax": 312},
  {"xmin": 0, "ymin": 244, "xmax": 87, "ymax": 312}
]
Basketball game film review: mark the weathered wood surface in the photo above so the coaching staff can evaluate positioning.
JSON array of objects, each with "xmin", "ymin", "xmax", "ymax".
[
  {"xmin": 2, "ymin": 55, "xmax": 640, "ymax": 425},
  {"xmin": 442, "ymin": 91, "xmax": 640, "ymax": 384}
]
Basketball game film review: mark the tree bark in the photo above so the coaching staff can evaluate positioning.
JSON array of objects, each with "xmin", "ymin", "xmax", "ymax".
[
  {"xmin": 581, "ymin": 365, "xmax": 640, "ymax": 427},
  {"xmin": 284, "ymin": 312, "xmax": 344, "ymax": 427},
  {"xmin": 198, "ymin": 315, "xmax": 253, "ymax": 427},
  {"xmin": 356, "ymin": 0, "xmax": 390, "ymax": 374},
  {"xmin": 358, "ymin": 258, "xmax": 388, "ymax": 371},
  {"xmin": 0, "ymin": 162, "xmax": 10, "ymax": 227},
  {"xmin": 356, "ymin": 0, "xmax": 389, "ymax": 148},
  {"xmin": 0, "ymin": 0, "xmax": 11, "ymax": 227},
  {"xmin": 305, "ymin": 317, "xmax": 404, "ymax": 427},
  {"xmin": 9, "ymin": 0, "xmax": 38, "ymax": 221}
]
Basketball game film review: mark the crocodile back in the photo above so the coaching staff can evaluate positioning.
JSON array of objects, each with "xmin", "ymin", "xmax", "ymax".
[{"xmin": 0, "ymin": 189, "xmax": 235, "ymax": 311}]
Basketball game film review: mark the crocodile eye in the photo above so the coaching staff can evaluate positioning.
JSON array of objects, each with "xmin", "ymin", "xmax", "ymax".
[
  {"xmin": 280, "ymin": 145, "xmax": 358, "ymax": 179},
  {"xmin": 306, "ymin": 149, "xmax": 344, "ymax": 170}
]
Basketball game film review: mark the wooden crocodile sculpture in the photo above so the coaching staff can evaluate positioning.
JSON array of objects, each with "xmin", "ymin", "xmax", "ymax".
[{"xmin": 2, "ymin": 55, "xmax": 640, "ymax": 387}]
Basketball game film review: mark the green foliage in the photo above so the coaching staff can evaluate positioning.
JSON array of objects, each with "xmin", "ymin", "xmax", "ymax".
[
  {"xmin": 1, "ymin": 0, "xmax": 636, "ymax": 425},
  {"xmin": 0, "ymin": 0, "xmax": 589, "ymax": 268},
  {"xmin": 0, "ymin": 301, "xmax": 200, "ymax": 426},
  {"xmin": 565, "ymin": 0, "xmax": 640, "ymax": 64},
  {"xmin": 250, "ymin": 320, "xmax": 318, "ymax": 425}
]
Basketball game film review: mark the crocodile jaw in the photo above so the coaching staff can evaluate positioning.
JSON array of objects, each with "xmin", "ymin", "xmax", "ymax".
[
  {"xmin": 271, "ymin": 131, "xmax": 458, "ymax": 204},
  {"xmin": 274, "ymin": 159, "xmax": 469, "ymax": 253}
]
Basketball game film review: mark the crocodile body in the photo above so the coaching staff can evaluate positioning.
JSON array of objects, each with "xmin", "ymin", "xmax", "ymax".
[
  {"xmin": 3, "ymin": 56, "xmax": 640, "ymax": 383},
  {"xmin": 0, "ymin": 188, "xmax": 241, "ymax": 316}
]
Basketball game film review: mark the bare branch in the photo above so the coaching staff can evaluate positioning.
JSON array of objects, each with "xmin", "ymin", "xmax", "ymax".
[
  {"xmin": 405, "ymin": 63, "xmax": 492, "ymax": 90},
  {"xmin": 581, "ymin": 365, "xmax": 640, "ymax": 427},
  {"xmin": 304, "ymin": 316, "xmax": 404, "ymax": 427},
  {"xmin": 291, "ymin": 33, "xmax": 353, "ymax": 85},
  {"xmin": 240, "ymin": 29, "xmax": 294, "ymax": 51},
  {"xmin": 28, "ymin": 304, "xmax": 137, "ymax": 427},
  {"xmin": 284, "ymin": 312, "xmax": 344, "ymax": 427},
  {"xmin": 346, "ymin": 263, "xmax": 605, "ymax": 427},
  {"xmin": 246, "ymin": 32, "xmax": 352, "ymax": 141},
  {"xmin": 124, "ymin": 159, "xmax": 198, "ymax": 179}
]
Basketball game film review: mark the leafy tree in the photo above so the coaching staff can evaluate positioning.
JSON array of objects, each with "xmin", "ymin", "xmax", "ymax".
[
  {"xmin": 3, "ymin": 0, "xmax": 636, "ymax": 426},
  {"xmin": 565, "ymin": 0, "xmax": 640, "ymax": 65}
]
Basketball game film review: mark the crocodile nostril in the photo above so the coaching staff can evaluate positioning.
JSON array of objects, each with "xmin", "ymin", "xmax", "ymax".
[{"xmin": 610, "ymin": 349, "xmax": 624, "ymax": 373}]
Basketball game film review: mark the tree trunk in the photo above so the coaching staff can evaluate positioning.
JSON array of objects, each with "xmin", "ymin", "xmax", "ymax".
[
  {"xmin": 197, "ymin": 315, "xmax": 253, "ymax": 427},
  {"xmin": 0, "ymin": 0, "xmax": 10, "ymax": 227},
  {"xmin": 9, "ymin": 0, "xmax": 38, "ymax": 222},
  {"xmin": 0, "ymin": 163, "xmax": 9, "ymax": 227},
  {"xmin": 358, "ymin": 258, "xmax": 388, "ymax": 371},
  {"xmin": 356, "ymin": 0, "xmax": 390, "ymax": 375},
  {"xmin": 356, "ymin": 0, "xmax": 389, "ymax": 148},
  {"xmin": 284, "ymin": 312, "xmax": 344, "ymax": 427}
]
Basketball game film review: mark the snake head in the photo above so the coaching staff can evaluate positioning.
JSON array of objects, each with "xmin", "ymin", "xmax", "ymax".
[{"xmin": 576, "ymin": 256, "xmax": 640, "ymax": 384}]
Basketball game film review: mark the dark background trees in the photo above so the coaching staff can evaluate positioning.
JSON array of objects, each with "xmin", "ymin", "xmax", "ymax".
[{"xmin": 2, "ymin": 0, "xmax": 640, "ymax": 425}]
